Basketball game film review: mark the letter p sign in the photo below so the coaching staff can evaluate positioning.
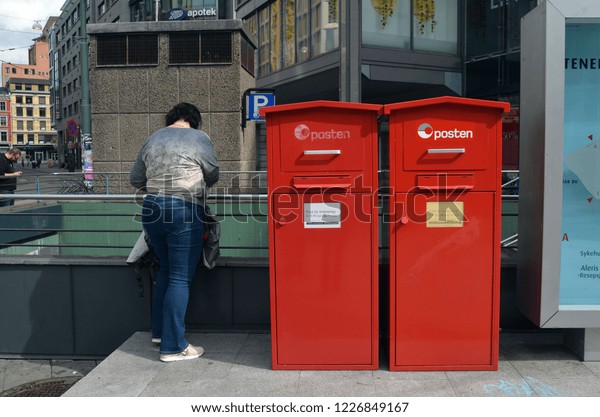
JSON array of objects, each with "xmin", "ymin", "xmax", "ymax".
[{"xmin": 247, "ymin": 92, "xmax": 276, "ymax": 121}]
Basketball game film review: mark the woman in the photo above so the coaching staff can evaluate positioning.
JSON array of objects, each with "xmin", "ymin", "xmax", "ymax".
[{"xmin": 130, "ymin": 103, "xmax": 219, "ymax": 362}]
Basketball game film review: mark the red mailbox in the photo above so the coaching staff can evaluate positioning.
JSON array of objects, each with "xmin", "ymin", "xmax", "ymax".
[
  {"xmin": 385, "ymin": 96, "xmax": 509, "ymax": 371},
  {"xmin": 262, "ymin": 101, "xmax": 382, "ymax": 370}
]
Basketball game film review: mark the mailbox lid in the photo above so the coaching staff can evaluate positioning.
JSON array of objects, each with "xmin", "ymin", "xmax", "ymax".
[
  {"xmin": 263, "ymin": 101, "xmax": 382, "ymax": 184},
  {"xmin": 385, "ymin": 97, "xmax": 509, "ymax": 191}
]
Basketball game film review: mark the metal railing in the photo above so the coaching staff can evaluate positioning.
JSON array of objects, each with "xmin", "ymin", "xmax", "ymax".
[{"xmin": 1, "ymin": 170, "xmax": 520, "ymax": 255}]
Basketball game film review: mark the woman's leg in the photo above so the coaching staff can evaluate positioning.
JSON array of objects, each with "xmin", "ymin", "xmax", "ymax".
[{"xmin": 158, "ymin": 201, "xmax": 205, "ymax": 354}]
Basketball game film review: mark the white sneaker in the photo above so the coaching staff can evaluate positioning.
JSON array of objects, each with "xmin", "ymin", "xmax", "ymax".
[
  {"xmin": 152, "ymin": 338, "xmax": 161, "ymax": 344},
  {"xmin": 160, "ymin": 345, "xmax": 204, "ymax": 362}
]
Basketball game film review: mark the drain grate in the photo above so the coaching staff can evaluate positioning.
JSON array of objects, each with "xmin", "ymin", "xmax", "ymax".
[{"xmin": 0, "ymin": 376, "xmax": 81, "ymax": 397}]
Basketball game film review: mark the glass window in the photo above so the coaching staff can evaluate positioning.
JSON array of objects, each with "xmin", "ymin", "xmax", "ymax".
[
  {"xmin": 40, "ymin": 121, "xmax": 47, "ymax": 131},
  {"xmin": 26, "ymin": 96, "xmax": 33, "ymax": 104},
  {"xmin": 282, "ymin": 0, "xmax": 295, "ymax": 67},
  {"xmin": 0, "ymin": 131, "xmax": 6, "ymax": 141},
  {"xmin": 363, "ymin": 0, "xmax": 457, "ymax": 54},
  {"xmin": 258, "ymin": 7, "xmax": 271, "ymax": 75},
  {"xmin": 26, "ymin": 108, "xmax": 33, "ymax": 117},
  {"xmin": 270, "ymin": 0, "xmax": 282, "ymax": 72},
  {"xmin": 39, "ymin": 97, "xmax": 46, "ymax": 105},
  {"xmin": 40, "ymin": 108, "xmax": 46, "ymax": 117},
  {"xmin": 17, "ymin": 121, "xmax": 23, "ymax": 130},
  {"xmin": 0, "ymin": 116, "xmax": 6, "ymax": 126},
  {"xmin": 413, "ymin": 0, "xmax": 457, "ymax": 54},
  {"xmin": 0, "ymin": 102, "xmax": 5, "ymax": 111},
  {"xmin": 170, "ymin": 33, "xmax": 200, "ymax": 64},
  {"xmin": 363, "ymin": 0, "xmax": 410, "ymax": 49},
  {"xmin": 311, "ymin": 0, "xmax": 338, "ymax": 56},
  {"xmin": 16, "ymin": 108, "xmax": 23, "ymax": 116},
  {"xmin": 16, "ymin": 96, "xmax": 23, "ymax": 104},
  {"xmin": 296, "ymin": 0, "xmax": 310, "ymax": 62},
  {"xmin": 27, "ymin": 121, "xmax": 33, "ymax": 131},
  {"xmin": 16, "ymin": 134, "xmax": 24, "ymax": 144}
]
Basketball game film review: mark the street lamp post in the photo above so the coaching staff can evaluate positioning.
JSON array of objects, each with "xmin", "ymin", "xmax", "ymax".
[{"xmin": 80, "ymin": 0, "xmax": 93, "ymax": 188}]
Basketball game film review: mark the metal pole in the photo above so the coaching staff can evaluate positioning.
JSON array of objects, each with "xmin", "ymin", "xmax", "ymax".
[{"xmin": 80, "ymin": 0, "xmax": 93, "ymax": 189}]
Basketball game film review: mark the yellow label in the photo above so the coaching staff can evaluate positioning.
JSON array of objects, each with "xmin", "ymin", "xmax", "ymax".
[{"xmin": 426, "ymin": 202, "xmax": 464, "ymax": 228}]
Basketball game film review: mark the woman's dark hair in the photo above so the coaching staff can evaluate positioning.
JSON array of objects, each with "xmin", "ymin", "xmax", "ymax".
[{"xmin": 165, "ymin": 102, "xmax": 202, "ymax": 129}]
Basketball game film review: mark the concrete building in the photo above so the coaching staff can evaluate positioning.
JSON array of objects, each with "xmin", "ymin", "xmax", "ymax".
[
  {"xmin": 1, "ymin": 19, "xmax": 58, "ymax": 159},
  {"xmin": 6, "ymin": 78, "xmax": 57, "ymax": 163},
  {"xmin": 0, "ymin": 88, "xmax": 11, "ymax": 151},
  {"xmin": 1, "ymin": 19, "xmax": 56, "ymax": 87},
  {"xmin": 50, "ymin": 0, "xmax": 235, "ymax": 167},
  {"xmin": 86, "ymin": 20, "xmax": 256, "ymax": 186}
]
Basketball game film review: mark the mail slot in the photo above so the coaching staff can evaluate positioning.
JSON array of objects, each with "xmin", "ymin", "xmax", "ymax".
[
  {"xmin": 385, "ymin": 96, "xmax": 510, "ymax": 371},
  {"xmin": 262, "ymin": 101, "xmax": 382, "ymax": 370}
]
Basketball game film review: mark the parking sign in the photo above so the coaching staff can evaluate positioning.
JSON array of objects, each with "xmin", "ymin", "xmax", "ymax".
[{"xmin": 247, "ymin": 92, "xmax": 275, "ymax": 121}]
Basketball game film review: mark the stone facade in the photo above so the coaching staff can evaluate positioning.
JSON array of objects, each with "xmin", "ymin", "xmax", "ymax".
[{"xmin": 87, "ymin": 20, "xmax": 256, "ymax": 193}]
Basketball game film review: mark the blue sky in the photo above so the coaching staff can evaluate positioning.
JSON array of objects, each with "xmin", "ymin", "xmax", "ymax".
[{"xmin": 0, "ymin": 0, "xmax": 65, "ymax": 65}]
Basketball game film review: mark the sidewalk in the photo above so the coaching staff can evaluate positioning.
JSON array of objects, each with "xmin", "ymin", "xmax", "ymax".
[{"xmin": 2, "ymin": 330, "xmax": 596, "ymax": 397}]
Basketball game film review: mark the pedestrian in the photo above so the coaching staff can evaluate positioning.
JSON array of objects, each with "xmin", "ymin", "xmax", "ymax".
[
  {"xmin": 0, "ymin": 148, "xmax": 23, "ymax": 207},
  {"xmin": 130, "ymin": 102, "xmax": 219, "ymax": 362}
]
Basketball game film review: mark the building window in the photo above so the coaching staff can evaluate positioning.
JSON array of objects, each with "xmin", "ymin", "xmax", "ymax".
[
  {"xmin": 0, "ymin": 131, "xmax": 7, "ymax": 142},
  {"xmin": 17, "ymin": 121, "xmax": 23, "ymax": 130},
  {"xmin": 40, "ymin": 121, "xmax": 47, "ymax": 131},
  {"xmin": 27, "ymin": 134, "xmax": 35, "ymax": 144},
  {"xmin": 26, "ymin": 96, "xmax": 33, "ymax": 104},
  {"xmin": 24, "ymin": 69, "xmax": 29, "ymax": 75},
  {"xmin": 39, "ymin": 97, "xmax": 46, "ymax": 105},
  {"xmin": 0, "ymin": 116, "xmax": 6, "ymax": 126},
  {"xmin": 201, "ymin": 32, "xmax": 233, "ymax": 63},
  {"xmin": 0, "ymin": 102, "xmax": 5, "ymax": 111},
  {"xmin": 241, "ymin": 36, "xmax": 255, "ymax": 76},
  {"xmin": 97, "ymin": 34, "xmax": 159, "ymax": 66},
  {"xmin": 40, "ymin": 108, "xmax": 46, "ymax": 117},
  {"xmin": 11, "ymin": 68, "xmax": 16, "ymax": 74},
  {"xmin": 25, "ymin": 84, "xmax": 32, "ymax": 91},
  {"xmin": 27, "ymin": 121, "xmax": 33, "ymax": 131},
  {"xmin": 98, "ymin": 2, "xmax": 106, "ymax": 15},
  {"xmin": 362, "ymin": 0, "xmax": 457, "ymax": 54},
  {"xmin": 16, "ymin": 134, "xmax": 24, "ymax": 144},
  {"xmin": 16, "ymin": 108, "xmax": 23, "ymax": 116},
  {"xmin": 74, "ymin": 102, "xmax": 79, "ymax": 114},
  {"xmin": 16, "ymin": 96, "xmax": 23, "ymax": 104},
  {"xmin": 26, "ymin": 107, "xmax": 33, "ymax": 117},
  {"xmin": 169, "ymin": 31, "xmax": 232, "ymax": 65}
]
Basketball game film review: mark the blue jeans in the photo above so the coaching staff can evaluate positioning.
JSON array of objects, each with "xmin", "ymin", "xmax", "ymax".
[{"xmin": 142, "ymin": 195, "xmax": 205, "ymax": 354}]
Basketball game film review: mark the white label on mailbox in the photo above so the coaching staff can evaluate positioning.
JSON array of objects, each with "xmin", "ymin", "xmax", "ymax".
[{"xmin": 304, "ymin": 202, "xmax": 341, "ymax": 228}]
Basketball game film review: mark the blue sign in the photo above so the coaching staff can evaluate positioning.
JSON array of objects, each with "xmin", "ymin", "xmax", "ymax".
[
  {"xmin": 560, "ymin": 24, "xmax": 600, "ymax": 305},
  {"xmin": 247, "ymin": 93, "xmax": 275, "ymax": 121},
  {"xmin": 168, "ymin": 8, "xmax": 186, "ymax": 20}
]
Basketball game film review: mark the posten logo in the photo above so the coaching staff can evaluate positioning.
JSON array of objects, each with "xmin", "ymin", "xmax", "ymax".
[
  {"xmin": 294, "ymin": 124, "xmax": 351, "ymax": 141},
  {"xmin": 294, "ymin": 124, "xmax": 311, "ymax": 141},
  {"xmin": 417, "ymin": 123, "xmax": 434, "ymax": 139},
  {"xmin": 416, "ymin": 123, "xmax": 474, "ymax": 141}
]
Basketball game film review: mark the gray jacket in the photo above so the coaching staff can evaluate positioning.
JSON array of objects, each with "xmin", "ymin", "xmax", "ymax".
[{"xmin": 130, "ymin": 127, "xmax": 219, "ymax": 204}]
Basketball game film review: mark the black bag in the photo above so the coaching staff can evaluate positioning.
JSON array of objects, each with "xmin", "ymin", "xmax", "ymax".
[
  {"xmin": 202, "ymin": 205, "xmax": 221, "ymax": 269},
  {"xmin": 126, "ymin": 231, "xmax": 158, "ymax": 297}
]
